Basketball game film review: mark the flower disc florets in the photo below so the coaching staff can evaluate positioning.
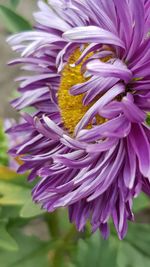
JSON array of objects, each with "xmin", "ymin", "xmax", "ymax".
[{"xmin": 7, "ymin": 0, "xmax": 150, "ymax": 239}]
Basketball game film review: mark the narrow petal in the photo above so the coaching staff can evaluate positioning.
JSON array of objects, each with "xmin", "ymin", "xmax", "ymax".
[
  {"xmin": 87, "ymin": 59, "xmax": 132, "ymax": 83},
  {"xmin": 63, "ymin": 26, "xmax": 125, "ymax": 48},
  {"xmin": 75, "ymin": 83, "xmax": 125, "ymax": 134},
  {"xmin": 129, "ymin": 124, "xmax": 150, "ymax": 178}
]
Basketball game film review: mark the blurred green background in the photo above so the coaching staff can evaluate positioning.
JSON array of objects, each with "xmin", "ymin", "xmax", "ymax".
[
  {"xmin": 0, "ymin": 0, "xmax": 36, "ymax": 118},
  {"xmin": 0, "ymin": 1, "xmax": 150, "ymax": 266}
]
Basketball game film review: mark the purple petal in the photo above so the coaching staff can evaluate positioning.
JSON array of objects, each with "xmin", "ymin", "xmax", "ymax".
[
  {"xmin": 87, "ymin": 59, "xmax": 132, "ymax": 83},
  {"xmin": 63, "ymin": 26, "xmax": 125, "ymax": 48}
]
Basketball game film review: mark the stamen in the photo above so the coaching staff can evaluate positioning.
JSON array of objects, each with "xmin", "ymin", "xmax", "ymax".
[{"xmin": 58, "ymin": 47, "xmax": 106, "ymax": 134}]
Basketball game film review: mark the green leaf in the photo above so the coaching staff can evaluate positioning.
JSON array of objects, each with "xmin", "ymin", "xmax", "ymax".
[
  {"xmin": 20, "ymin": 197, "xmax": 44, "ymax": 218},
  {"xmin": 125, "ymin": 224, "xmax": 150, "ymax": 258},
  {"xmin": 116, "ymin": 223, "xmax": 150, "ymax": 267},
  {"xmin": 117, "ymin": 241, "xmax": 150, "ymax": 267},
  {"xmin": 74, "ymin": 233, "xmax": 118, "ymax": 267},
  {"xmin": 133, "ymin": 193, "xmax": 150, "ymax": 212},
  {"xmin": 73, "ymin": 223, "xmax": 150, "ymax": 267},
  {"xmin": 0, "ymin": 230, "xmax": 50, "ymax": 267},
  {"xmin": 0, "ymin": 5, "xmax": 32, "ymax": 33},
  {"xmin": 10, "ymin": 0, "xmax": 20, "ymax": 8},
  {"xmin": 0, "ymin": 224, "xmax": 18, "ymax": 251},
  {"xmin": 0, "ymin": 181, "xmax": 30, "ymax": 206},
  {"xmin": 0, "ymin": 206, "xmax": 21, "ymax": 220}
]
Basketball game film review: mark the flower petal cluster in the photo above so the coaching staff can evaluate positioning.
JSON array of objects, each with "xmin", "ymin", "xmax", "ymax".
[{"xmin": 7, "ymin": 0, "xmax": 150, "ymax": 239}]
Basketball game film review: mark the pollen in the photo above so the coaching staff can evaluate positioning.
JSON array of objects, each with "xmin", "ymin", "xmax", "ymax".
[{"xmin": 58, "ymin": 46, "xmax": 106, "ymax": 134}]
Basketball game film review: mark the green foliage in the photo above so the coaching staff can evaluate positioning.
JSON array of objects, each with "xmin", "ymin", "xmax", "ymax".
[
  {"xmin": 0, "ymin": 230, "xmax": 50, "ymax": 267},
  {"xmin": 73, "ymin": 224, "xmax": 150, "ymax": 267},
  {"xmin": 0, "ymin": 5, "xmax": 32, "ymax": 33},
  {"xmin": 117, "ymin": 224, "xmax": 150, "ymax": 267},
  {"xmin": 74, "ymin": 234, "xmax": 118, "ymax": 267},
  {"xmin": 0, "ymin": 206, "xmax": 21, "ymax": 221},
  {"xmin": 0, "ymin": 181, "xmax": 30, "ymax": 206},
  {"xmin": 125, "ymin": 224, "xmax": 150, "ymax": 259},
  {"xmin": 133, "ymin": 193, "xmax": 150, "ymax": 212},
  {"xmin": 20, "ymin": 197, "xmax": 44, "ymax": 218},
  {"xmin": 0, "ymin": 223, "xmax": 18, "ymax": 251}
]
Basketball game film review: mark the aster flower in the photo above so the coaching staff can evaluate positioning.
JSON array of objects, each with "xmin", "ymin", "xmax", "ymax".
[{"xmin": 7, "ymin": 0, "xmax": 150, "ymax": 239}]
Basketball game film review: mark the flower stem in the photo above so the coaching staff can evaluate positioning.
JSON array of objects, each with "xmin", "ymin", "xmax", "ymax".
[
  {"xmin": 45, "ymin": 211, "xmax": 60, "ymax": 239},
  {"xmin": 51, "ymin": 225, "xmax": 77, "ymax": 267}
]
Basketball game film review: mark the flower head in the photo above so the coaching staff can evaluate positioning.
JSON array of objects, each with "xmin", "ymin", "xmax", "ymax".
[{"xmin": 8, "ymin": 0, "xmax": 150, "ymax": 239}]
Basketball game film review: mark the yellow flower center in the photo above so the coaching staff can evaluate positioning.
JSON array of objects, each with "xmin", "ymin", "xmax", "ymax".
[{"xmin": 58, "ymin": 46, "xmax": 106, "ymax": 134}]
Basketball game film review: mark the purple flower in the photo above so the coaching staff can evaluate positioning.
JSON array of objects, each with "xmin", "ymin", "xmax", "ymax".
[{"xmin": 7, "ymin": 0, "xmax": 150, "ymax": 239}]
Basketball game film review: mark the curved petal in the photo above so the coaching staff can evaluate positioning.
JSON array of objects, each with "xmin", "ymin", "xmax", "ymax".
[
  {"xmin": 87, "ymin": 59, "xmax": 133, "ymax": 83},
  {"xmin": 75, "ymin": 83, "xmax": 125, "ymax": 134},
  {"xmin": 63, "ymin": 26, "xmax": 125, "ymax": 48},
  {"xmin": 129, "ymin": 124, "xmax": 150, "ymax": 178},
  {"xmin": 121, "ymin": 94, "xmax": 146, "ymax": 123}
]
